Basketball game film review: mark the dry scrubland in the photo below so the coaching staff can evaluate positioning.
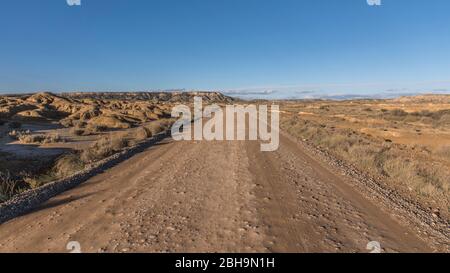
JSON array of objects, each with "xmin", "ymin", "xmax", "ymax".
[
  {"xmin": 280, "ymin": 95, "xmax": 450, "ymax": 221},
  {"xmin": 0, "ymin": 92, "xmax": 448, "ymax": 252},
  {"xmin": 0, "ymin": 92, "xmax": 230, "ymax": 202},
  {"xmin": 1, "ymin": 91, "xmax": 449, "ymax": 226}
]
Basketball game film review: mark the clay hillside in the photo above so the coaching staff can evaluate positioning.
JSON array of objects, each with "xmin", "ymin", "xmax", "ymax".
[{"xmin": 0, "ymin": 92, "xmax": 234, "ymax": 129}]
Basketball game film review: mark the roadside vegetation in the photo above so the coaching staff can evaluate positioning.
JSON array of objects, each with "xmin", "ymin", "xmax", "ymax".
[
  {"xmin": 1, "ymin": 91, "xmax": 233, "ymax": 203},
  {"xmin": 0, "ymin": 172, "xmax": 19, "ymax": 202},
  {"xmin": 70, "ymin": 123, "xmax": 108, "ymax": 136},
  {"xmin": 0, "ymin": 119, "xmax": 174, "ymax": 203},
  {"xmin": 281, "ymin": 98, "xmax": 450, "ymax": 219},
  {"xmin": 9, "ymin": 130, "xmax": 65, "ymax": 144},
  {"xmin": 381, "ymin": 109, "xmax": 450, "ymax": 128}
]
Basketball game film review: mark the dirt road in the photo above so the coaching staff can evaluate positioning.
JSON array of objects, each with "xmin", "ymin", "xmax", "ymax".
[{"xmin": 0, "ymin": 134, "xmax": 439, "ymax": 253}]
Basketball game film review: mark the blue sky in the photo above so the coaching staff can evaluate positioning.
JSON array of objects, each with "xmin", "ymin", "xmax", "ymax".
[{"xmin": 1, "ymin": 0, "xmax": 450, "ymax": 98}]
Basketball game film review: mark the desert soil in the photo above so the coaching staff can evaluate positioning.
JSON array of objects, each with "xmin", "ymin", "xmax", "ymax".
[{"xmin": 0, "ymin": 134, "xmax": 441, "ymax": 253}]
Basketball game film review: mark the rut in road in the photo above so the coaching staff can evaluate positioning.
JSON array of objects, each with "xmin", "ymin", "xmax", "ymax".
[{"xmin": 0, "ymin": 135, "xmax": 436, "ymax": 252}]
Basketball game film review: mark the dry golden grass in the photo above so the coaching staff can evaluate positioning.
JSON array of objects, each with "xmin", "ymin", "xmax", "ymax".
[
  {"xmin": 435, "ymin": 145, "xmax": 450, "ymax": 161},
  {"xmin": 283, "ymin": 117, "xmax": 449, "ymax": 198},
  {"xmin": 80, "ymin": 132, "xmax": 129, "ymax": 163},
  {"xmin": 22, "ymin": 154, "xmax": 85, "ymax": 190},
  {"xmin": 76, "ymin": 120, "xmax": 174, "ymax": 166},
  {"xmin": 281, "ymin": 98, "xmax": 450, "ymax": 216},
  {"xmin": 53, "ymin": 153, "xmax": 85, "ymax": 178},
  {"xmin": 0, "ymin": 171, "xmax": 20, "ymax": 202},
  {"xmin": 7, "ymin": 121, "xmax": 22, "ymax": 129},
  {"xmin": 145, "ymin": 119, "xmax": 173, "ymax": 136},
  {"xmin": 18, "ymin": 133, "xmax": 65, "ymax": 144},
  {"xmin": 0, "ymin": 92, "xmax": 216, "ymax": 202},
  {"xmin": 1, "ymin": 120, "xmax": 175, "ymax": 201},
  {"xmin": 134, "ymin": 127, "xmax": 152, "ymax": 141}
]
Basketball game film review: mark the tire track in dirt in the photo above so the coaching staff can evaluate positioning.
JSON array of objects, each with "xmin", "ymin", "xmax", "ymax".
[
  {"xmin": 247, "ymin": 134, "xmax": 433, "ymax": 252},
  {"xmin": 0, "ymin": 134, "xmax": 439, "ymax": 252}
]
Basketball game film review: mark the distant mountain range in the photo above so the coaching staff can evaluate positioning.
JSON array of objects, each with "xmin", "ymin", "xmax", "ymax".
[{"xmin": 222, "ymin": 90, "xmax": 450, "ymax": 100}]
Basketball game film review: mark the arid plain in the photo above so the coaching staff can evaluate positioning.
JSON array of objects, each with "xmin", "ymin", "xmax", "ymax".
[{"xmin": 0, "ymin": 92, "xmax": 448, "ymax": 252}]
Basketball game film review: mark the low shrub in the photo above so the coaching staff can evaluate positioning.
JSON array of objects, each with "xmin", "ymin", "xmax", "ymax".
[
  {"xmin": 21, "ymin": 154, "xmax": 85, "ymax": 190},
  {"xmin": 8, "ymin": 129, "xmax": 31, "ymax": 140},
  {"xmin": 438, "ymin": 114, "xmax": 450, "ymax": 126},
  {"xmin": 83, "ymin": 124, "xmax": 108, "ymax": 136},
  {"xmin": 80, "ymin": 132, "xmax": 129, "ymax": 163},
  {"xmin": 91, "ymin": 124, "xmax": 108, "ymax": 132},
  {"xmin": 53, "ymin": 153, "xmax": 85, "ymax": 178},
  {"xmin": 0, "ymin": 171, "xmax": 19, "ymax": 202},
  {"xmin": 23, "ymin": 175, "xmax": 50, "ymax": 189},
  {"xmin": 134, "ymin": 127, "xmax": 152, "ymax": 140},
  {"xmin": 71, "ymin": 127, "xmax": 85, "ymax": 136},
  {"xmin": 145, "ymin": 119, "xmax": 173, "ymax": 136},
  {"xmin": 390, "ymin": 109, "xmax": 408, "ymax": 117},
  {"xmin": 146, "ymin": 123, "xmax": 165, "ymax": 136},
  {"xmin": 18, "ymin": 134, "xmax": 46, "ymax": 143},
  {"xmin": 18, "ymin": 133, "xmax": 64, "ymax": 144}
]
